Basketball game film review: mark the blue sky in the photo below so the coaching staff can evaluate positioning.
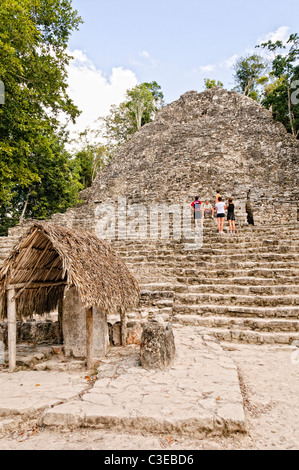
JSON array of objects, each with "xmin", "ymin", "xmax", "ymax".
[{"xmin": 66, "ymin": 0, "xmax": 299, "ymax": 138}]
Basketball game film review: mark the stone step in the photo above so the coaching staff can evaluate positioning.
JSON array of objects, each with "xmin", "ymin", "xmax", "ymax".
[
  {"xmin": 140, "ymin": 283, "xmax": 175, "ymax": 291},
  {"xmin": 112, "ymin": 240, "xmax": 299, "ymax": 256},
  {"xmin": 132, "ymin": 306, "xmax": 173, "ymax": 321},
  {"xmin": 120, "ymin": 255, "xmax": 299, "ymax": 268},
  {"xmin": 0, "ymin": 246, "xmax": 17, "ymax": 254},
  {"xmin": 176, "ymin": 267, "xmax": 299, "ymax": 279},
  {"xmin": 111, "ymin": 237, "xmax": 299, "ymax": 248},
  {"xmin": 125, "ymin": 260, "xmax": 299, "ymax": 271},
  {"xmin": 172, "ymin": 303, "xmax": 299, "ymax": 318},
  {"xmin": 110, "ymin": 223, "xmax": 299, "ymax": 234},
  {"xmin": 189, "ymin": 276, "xmax": 299, "ymax": 286},
  {"xmin": 174, "ymin": 284, "xmax": 299, "ymax": 296},
  {"xmin": 115, "ymin": 245, "xmax": 299, "ymax": 256},
  {"xmin": 115, "ymin": 247, "xmax": 299, "ymax": 261},
  {"xmin": 174, "ymin": 292, "xmax": 299, "ymax": 307},
  {"xmin": 140, "ymin": 289, "xmax": 174, "ymax": 300},
  {"xmin": 172, "ymin": 320, "xmax": 299, "ymax": 345},
  {"xmin": 173, "ymin": 314, "xmax": 299, "ymax": 333}
]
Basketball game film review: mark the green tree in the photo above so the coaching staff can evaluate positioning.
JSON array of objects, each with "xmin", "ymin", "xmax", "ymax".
[
  {"xmin": 100, "ymin": 81, "xmax": 164, "ymax": 152},
  {"xmin": 204, "ymin": 78, "xmax": 224, "ymax": 89},
  {"xmin": 257, "ymin": 34, "xmax": 299, "ymax": 138},
  {"xmin": 0, "ymin": 0, "xmax": 83, "ymax": 233},
  {"xmin": 0, "ymin": 130, "xmax": 83, "ymax": 234},
  {"xmin": 72, "ymin": 129, "xmax": 111, "ymax": 189},
  {"xmin": 233, "ymin": 54, "xmax": 268, "ymax": 101}
]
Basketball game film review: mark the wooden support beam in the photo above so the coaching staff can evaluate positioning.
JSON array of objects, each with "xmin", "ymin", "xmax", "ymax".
[
  {"xmin": 6, "ymin": 281, "xmax": 67, "ymax": 291},
  {"xmin": 7, "ymin": 288, "xmax": 16, "ymax": 372},
  {"xmin": 57, "ymin": 297, "xmax": 64, "ymax": 344},
  {"xmin": 86, "ymin": 307, "xmax": 94, "ymax": 370},
  {"xmin": 120, "ymin": 309, "xmax": 127, "ymax": 347}
]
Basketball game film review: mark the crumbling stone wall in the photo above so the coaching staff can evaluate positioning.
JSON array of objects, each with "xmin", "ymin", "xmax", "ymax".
[{"xmin": 0, "ymin": 320, "xmax": 59, "ymax": 346}]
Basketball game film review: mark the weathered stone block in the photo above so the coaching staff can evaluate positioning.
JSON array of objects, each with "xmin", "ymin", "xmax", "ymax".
[
  {"xmin": 140, "ymin": 320, "xmax": 176, "ymax": 370},
  {"xmin": 114, "ymin": 322, "xmax": 122, "ymax": 346},
  {"xmin": 127, "ymin": 321, "xmax": 143, "ymax": 345},
  {"xmin": 63, "ymin": 286, "xmax": 109, "ymax": 360}
]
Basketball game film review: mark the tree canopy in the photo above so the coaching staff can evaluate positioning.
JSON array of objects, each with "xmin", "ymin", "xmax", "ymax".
[
  {"xmin": 0, "ymin": 0, "xmax": 83, "ymax": 233},
  {"xmin": 233, "ymin": 54, "xmax": 268, "ymax": 101},
  {"xmin": 257, "ymin": 33, "xmax": 299, "ymax": 138},
  {"xmin": 100, "ymin": 81, "xmax": 164, "ymax": 152},
  {"xmin": 204, "ymin": 78, "xmax": 224, "ymax": 89},
  {"xmin": 210, "ymin": 32, "xmax": 299, "ymax": 138}
]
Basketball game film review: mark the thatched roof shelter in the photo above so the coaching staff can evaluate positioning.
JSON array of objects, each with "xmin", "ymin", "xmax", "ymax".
[
  {"xmin": 0, "ymin": 222, "xmax": 140, "ymax": 318},
  {"xmin": 0, "ymin": 222, "xmax": 140, "ymax": 370}
]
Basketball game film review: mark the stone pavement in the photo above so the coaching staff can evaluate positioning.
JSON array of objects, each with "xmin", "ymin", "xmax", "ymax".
[{"xmin": 0, "ymin": 326, "xmax": 246, "ymax": 438}]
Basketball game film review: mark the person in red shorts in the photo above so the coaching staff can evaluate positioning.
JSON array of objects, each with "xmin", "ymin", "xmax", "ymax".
[{"xmin": 191, "ymin": 197, "xmax": 203, "ymax": 228}]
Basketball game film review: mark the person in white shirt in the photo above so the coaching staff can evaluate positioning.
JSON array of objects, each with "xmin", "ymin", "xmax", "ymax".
[{"xmin": 215, "ymin": 196, "xmax": 226, "ymax": 234}]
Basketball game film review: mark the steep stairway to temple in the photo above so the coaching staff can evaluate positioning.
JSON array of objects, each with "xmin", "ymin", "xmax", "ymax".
[{"xmin": 110, "ymin": 220, "xmax": 299, "ymax": 345}]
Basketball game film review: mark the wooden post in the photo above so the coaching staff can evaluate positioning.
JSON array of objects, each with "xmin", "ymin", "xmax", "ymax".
[
  {"xmin": 7, "ymin": 288, "xmax": 16, "ymax": 372},
  {"xmin": 57, "ymin": 297, "xmax": 64, "ymax": 344},
  {"xmin": 86, "ymin": 307, "xmax": 94, "ymax": 370},
  {"xmin": 120, "ymin": 309, "xmax": 127, "ymax": 347}
]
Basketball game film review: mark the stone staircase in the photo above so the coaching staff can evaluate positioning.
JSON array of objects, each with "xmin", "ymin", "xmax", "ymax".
[
  {"xmin": 0, "ymin": 232, "xmax": 23, "ymax": 266},
  {"xmin": 110, "ymin": 220, "xmax": 299, "ymax": 345},
  {"xmin": 1, "ymin": 219, "xmax": 299, "ymax": 346}
]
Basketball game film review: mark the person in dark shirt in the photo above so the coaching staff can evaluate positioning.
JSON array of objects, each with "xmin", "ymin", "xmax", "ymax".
[{"xmin": 225, "ymin": 198, "xmax": 236, "ymax": 234}]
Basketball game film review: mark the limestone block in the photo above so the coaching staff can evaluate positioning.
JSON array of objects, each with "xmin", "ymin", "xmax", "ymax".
[
  {"xmin": 140, "ymin": 320, "xmax": 176, "ymax": 370},
  {"xmin": 63, "ymin": 286, "xmax": 109, "ymax": 360}
]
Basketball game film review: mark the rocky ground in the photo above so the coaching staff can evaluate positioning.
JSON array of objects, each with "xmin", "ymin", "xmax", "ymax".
[{"xmin": 0, "ymin": 331, "xmax": 298, "ymax": 450}]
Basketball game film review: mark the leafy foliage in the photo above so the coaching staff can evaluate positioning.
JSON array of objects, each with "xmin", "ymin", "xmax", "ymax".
[
  {"xmin": 204, "ymin": 78, "xmax": 224, "ymax": 89},
  {"xmin": 72, "ymin": 129, "xmax": 111, "ymax": 189},
  {"xmin": 257, "ymin": 34, "xmax": 299, "ymax": 137},
  {"xmin": 233, "ymin": 54, "xmax": 268, "ymax": 101},
  {"xmin": 0, "ymin": 0, "xmax": 83, "ymax": 233},
  {"xmin": 100, "ymin": 81, "xmax": 164, "ymax": 152}
]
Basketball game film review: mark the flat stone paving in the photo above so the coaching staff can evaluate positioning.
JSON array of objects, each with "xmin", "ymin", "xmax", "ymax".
[
  {"xmin": 0, "ymin": 370, "xmax": 87, "ymax": 420},
  {"xmin": 40, "ymin": 325, "xmax": 247, "ymax": 437}
]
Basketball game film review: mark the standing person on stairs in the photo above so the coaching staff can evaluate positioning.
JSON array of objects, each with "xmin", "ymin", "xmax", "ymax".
[
  {"xmin": 215, "ymin": 196, "xmax": 226, "ymax": 234},
  {"xmin": 226, "ymin": 198, "xmax": 236, "ymax": 234},
  {"xmin": 191, "ymin": 197, "xmax": 203, "ymax": 228}
]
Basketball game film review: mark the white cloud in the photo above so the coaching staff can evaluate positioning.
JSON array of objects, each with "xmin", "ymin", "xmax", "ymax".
[
  {"xmin": 194, "ymin": 26, "xmax": 292, "ymax": 80},
  {"xmin": 219, "ymin": 54, "xmax": 239, "ymax": 69},
  {"xmin": 64, "ymin": 49, "xmax": 138, "ymax": 147},
  {"xmin": 139, "ymin": 50, "xmax": 150, "ymax": 59},
  {"xmin": 195, "ymin": 53, "xmax": 238, "ymax": 76},
  {"xmin": 129, "ymin": 49, "xmax": 157, "ymax": 69},
  {"xmin": 198, "ymin": 64, "xmax": 217, "ymax": 73},
  {"xmin": 257, "ymin": 26, "xmax": 291, "ymax": 45}
]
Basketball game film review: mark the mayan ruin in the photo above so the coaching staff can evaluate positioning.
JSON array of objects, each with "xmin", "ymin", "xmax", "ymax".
[
  {"xmin": 1, "ymin": 84, "xmax": 299, "ymax": 450},
  {"xmin": 0, "ymin": 0, "xmax": 298, "ymax": 455}
]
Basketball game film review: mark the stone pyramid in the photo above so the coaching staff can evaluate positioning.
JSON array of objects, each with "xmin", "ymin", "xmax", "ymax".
[{"xmin": 55, "ymin": 87, "xmax": 299, "ymax": 232}]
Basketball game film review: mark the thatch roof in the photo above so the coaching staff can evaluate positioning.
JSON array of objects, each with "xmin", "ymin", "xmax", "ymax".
[{"xmin": 0, "ymin": 222, "xmax": 140, "ymax": 318}]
